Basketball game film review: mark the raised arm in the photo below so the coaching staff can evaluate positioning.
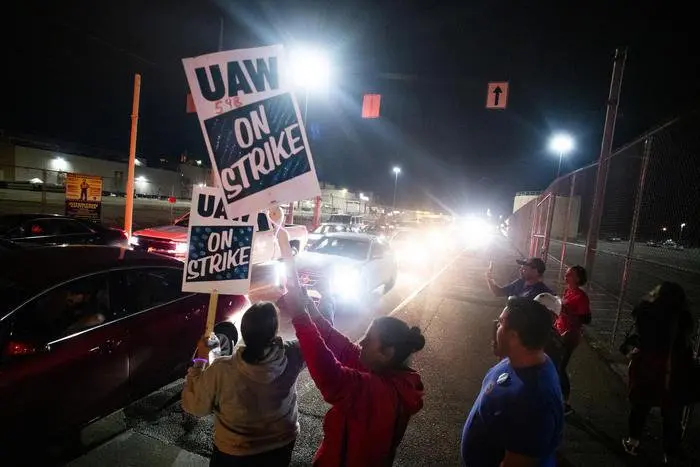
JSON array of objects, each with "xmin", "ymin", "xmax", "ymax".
[
  {"xmin": 305, "ymin": 296, "xmax": 363, "ymax": 369},
  {"xmin": 292, "ymin": 311, "xmax": 365, "ymax": 404}
]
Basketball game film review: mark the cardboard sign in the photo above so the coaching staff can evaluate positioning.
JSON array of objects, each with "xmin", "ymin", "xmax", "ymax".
[
  {"xmin": 182, "ymin": 186, "xmax": 255, "ymax": 294},
  {"xmin": 65, "ymin": 173, "xmax": 103, "ymax": 222},
  {"xmin": 182, "ymin": 45, "xmax": 321, "ymax": 219}
]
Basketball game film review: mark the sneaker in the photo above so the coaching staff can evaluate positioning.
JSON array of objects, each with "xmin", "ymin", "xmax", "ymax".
[
  {"xmin": 564, "ymin": 403, "xmax": 574, "ymax": 416},
  {"xmin": 622, "ymin": 437, "xmax": 639, "ymax": 456}
]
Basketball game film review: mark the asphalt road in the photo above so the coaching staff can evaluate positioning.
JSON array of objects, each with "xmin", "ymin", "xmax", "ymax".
[{"xmin": 62, "ymin": 242, "xmax": 464, "ymax": 466}]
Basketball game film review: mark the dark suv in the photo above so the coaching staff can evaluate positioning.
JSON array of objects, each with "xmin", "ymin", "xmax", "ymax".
[{"xmin": 0, "ymin": 246, "xmax": 247, "ymax": 449}]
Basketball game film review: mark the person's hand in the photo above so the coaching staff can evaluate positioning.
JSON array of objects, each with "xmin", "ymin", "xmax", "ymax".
[{"xmin": 196, "ymin": 333, "xmax": 219, "ymax": 360}]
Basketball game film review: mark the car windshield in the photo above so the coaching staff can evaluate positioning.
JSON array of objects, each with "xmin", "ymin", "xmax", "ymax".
[
  {"xmin": 313, "ymin": 224, "xmax": 347, "ymax": 234},
  {"xmin": 329, "ymin": 215, "xmax": 351, "ymax": 224},
  {"xmin": 309, "ymin": 237, "xmax": 369, "ymax": 261}
]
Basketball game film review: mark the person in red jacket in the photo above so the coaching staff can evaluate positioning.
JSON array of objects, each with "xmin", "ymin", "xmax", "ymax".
[
  {"xmin": 280, "ymin": 278, "xmax": 425, "ymax": 467},
  {"xmin": 554, "ymin": 265, "xmax": 591, "ymax": 415}
]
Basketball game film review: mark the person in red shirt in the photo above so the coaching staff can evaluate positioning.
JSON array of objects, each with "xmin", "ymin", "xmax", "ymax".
[
  {"xmin": 280, "ymin": 275, "xmax": 425, "ymax": 467},
  {"xmin": 555, "ymin": 265, "xmax": 591, "ymax": 415}
]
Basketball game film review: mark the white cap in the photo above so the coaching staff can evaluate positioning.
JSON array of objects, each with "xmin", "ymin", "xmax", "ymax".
[{"xmin": 534, "ymin": 293, "xmax": 562, "ymax": 316}]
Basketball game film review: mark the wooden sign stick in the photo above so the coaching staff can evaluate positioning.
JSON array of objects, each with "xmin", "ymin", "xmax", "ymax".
[{"xmin": 205, "ymin": 289, "xmax": 219, "ymax": 336}]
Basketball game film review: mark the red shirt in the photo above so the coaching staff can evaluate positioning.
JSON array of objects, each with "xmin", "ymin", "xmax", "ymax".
[
  {"xmin": 292, "ymin": 313, "xmax": 424, "ymax": 466},
  {"xmin": 555, "ymin": 287, "xmax": 590, "ymax": 335}
]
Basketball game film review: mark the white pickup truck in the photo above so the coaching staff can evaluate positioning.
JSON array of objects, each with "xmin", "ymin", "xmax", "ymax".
[{"xmin": 129, "ymin": 212, "xmax": 308, "ymax": 264}]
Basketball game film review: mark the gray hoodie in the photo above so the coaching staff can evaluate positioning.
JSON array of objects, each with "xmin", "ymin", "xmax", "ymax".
[{"xmin": 182, "ymin": 337, "xmax": 305, "ymax": 456}]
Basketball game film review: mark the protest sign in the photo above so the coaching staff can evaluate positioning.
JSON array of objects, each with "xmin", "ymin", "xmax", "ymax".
[
  {"xmin": 65, "ymin": 173, "xmax": 102, "ymax": 222},
  {"xmin": 182, "ymin": 186, "xmax": 255, "ymax": 296},
  {"xmin": 182, "ymin": 45, "xmax": 321, "ymax": 219}
]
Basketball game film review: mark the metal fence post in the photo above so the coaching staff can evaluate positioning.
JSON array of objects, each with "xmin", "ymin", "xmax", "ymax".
[
  {"xmin": 610, "ymin": 136, "xmax": 652, "ymax": 348},
  {"xmin": 541, "ymin": 191, "xmax": 556, "ymax": 264},
  {"xmin": 558, "ymin": 174, "xmax": 577, "ymax": 292},
  {"xmin": 584, "ymin": 48, "xmax": 627, "ymax": 278}
]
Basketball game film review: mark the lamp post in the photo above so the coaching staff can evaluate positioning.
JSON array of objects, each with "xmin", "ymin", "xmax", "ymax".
[
  {"xmin": 290, "ymin": 46, "xmax": 330, "ymax": 228},
  {"xmin": 392, "ymin": 167, "xmax": 401, "ymax": 209},
  {"xmin": 679, "ymin": 223, "xmax": 687, "ymax": 244},
  {"xmin": 549, "ymin": 133, "xmax": 574, "ymax": 179}
]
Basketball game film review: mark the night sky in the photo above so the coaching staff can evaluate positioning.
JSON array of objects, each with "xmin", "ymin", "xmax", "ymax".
[{"xmin": 2, "ymin": 0, "xmax": 696, "ymax": 215}]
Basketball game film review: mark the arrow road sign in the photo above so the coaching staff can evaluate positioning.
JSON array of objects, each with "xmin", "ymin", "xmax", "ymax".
[{"xmin": 486, "ymin": 82, "xmax": 509, "ymax": 109}]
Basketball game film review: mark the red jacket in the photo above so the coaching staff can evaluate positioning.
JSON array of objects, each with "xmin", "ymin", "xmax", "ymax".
[{"xmin": 292, "ymin": 313, "xmax": 424, "ymax": 467}]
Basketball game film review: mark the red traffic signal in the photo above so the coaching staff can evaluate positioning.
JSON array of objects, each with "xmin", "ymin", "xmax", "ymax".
[
  {"xmin": 168, "ymin": 196, "xmax": 176, "ymax": 204},
  {"xmin": 362, "ymin": 94, "xmax": 381, "ymax": 119}
]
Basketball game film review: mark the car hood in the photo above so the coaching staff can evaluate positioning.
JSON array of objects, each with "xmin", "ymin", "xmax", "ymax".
[
  {"xmin": 295, "ymin": 251, "xmax": 364, "ymax": 274},
  {"xmin": 308, "ymin": 233, "xmax": 323, "ymax": 242},
  {"xmin": 133, "ymin": 225, "xmax": 187, "ymax": 241}
]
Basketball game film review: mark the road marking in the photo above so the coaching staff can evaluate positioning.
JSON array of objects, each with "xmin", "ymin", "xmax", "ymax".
[{"xmin": 389, "ymin": 255, "xmax": 460, "ymax": 316}]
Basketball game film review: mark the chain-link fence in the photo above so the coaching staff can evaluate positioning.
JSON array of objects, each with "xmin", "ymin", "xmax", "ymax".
[{"xmin": 508, "ymin": 112, "xmax": 700, "ymax": 358}]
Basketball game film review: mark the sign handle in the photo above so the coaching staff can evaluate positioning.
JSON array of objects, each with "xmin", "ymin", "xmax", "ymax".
[{"xmin": 205, "ymin": 289, "xmax": 219, "ymax": 336}]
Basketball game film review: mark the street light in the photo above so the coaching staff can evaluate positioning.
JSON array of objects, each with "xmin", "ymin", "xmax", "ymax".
[
  {"xmin": 549, "ymin": 133, "xmax": 574, "ymax": 179},
  {"xmin": 289, "ymin": 46, "xmax": 330, "ymax": 229},
  {"xmin": 289, "ymin": 46, "xmax": 330, "ymax": 121},
  {"xmin": 392, "ymin": 167, "xmax": 401, "ymax": 209},
  {"xmin": 679, "ymin": 222, "xmax": 687, "ymax": 243}
]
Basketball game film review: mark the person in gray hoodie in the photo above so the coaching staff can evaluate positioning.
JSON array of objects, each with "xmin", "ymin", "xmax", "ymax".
[{"xmin": 182, "ymin": 301, "xmax": 305, "ymax": 466}]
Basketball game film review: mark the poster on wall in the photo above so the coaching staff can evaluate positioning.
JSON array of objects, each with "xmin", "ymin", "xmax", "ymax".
[
  {"xmin": 182, "ymin": 186, "xmax": 255, "ymax": 295},
  {"xmin": 182, "ymin": 45, "xmax": 321, "ymax": 219},
  {"xmin": 64, "ymin": 173, "xmax": 103, "ymax": 222}
]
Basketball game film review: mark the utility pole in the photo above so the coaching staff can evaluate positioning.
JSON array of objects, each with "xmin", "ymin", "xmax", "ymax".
[
  {"xmin": 583, "ymin": 48, "xmax": 627, "ymax": 278},
  {"xmin": 124, "ymin": 74, "xmax": 141, "ymax": 238}
]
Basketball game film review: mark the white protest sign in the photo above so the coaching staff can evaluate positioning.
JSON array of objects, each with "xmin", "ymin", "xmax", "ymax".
[
  {"xmin": 182, "ymin": 186, "xmax": 255, "ymax": 295},
  {"xmin": 183, "ymin": 45, "xmax": 321, "ymax": 219}
]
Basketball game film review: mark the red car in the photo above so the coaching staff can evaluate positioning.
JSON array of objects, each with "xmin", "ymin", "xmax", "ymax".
[{"xmin": 0, "ymin": 245, "xmax": 248, "ymax": 449}]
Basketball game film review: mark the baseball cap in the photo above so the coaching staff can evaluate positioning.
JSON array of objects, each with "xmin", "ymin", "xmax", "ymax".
[
  {"xmin": 516, "ymin": 257, "xmax": 546, "ymax": 274},
  {"xmin": 534, "ymin": 293, "xmax": 562, "ymax": 316}
]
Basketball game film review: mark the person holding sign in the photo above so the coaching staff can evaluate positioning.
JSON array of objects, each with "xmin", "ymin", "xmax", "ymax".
[
  {"xmin": 182, "ymin": 301, "xmax": 306, "ymax": 466},
  {"xmin": 280, "ymin": 265, "xmax": 425, "ymax": 467}
]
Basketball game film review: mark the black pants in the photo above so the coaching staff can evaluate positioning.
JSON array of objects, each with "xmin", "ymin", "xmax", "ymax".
[
  {"xmin": 628, "ymin": 403, "xmax": 683, "ymax": 453},
  {"xmin": 559, "ymin": 335, "xmax": 579, "ymax": 401},
  {"xmin": 210, "ymin": 442, "xmax": 295, "ymax": 467}
]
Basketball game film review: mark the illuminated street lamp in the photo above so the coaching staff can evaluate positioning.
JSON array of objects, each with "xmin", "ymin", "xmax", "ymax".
[
  {"xmin": 289, "ymin": 46, "xmax": 330, "ymax": 121},
  {"xmin": 549, "ymin": 133, "xmax": 574, "ymax": 179},
  {"xmin": 679, "ymin": 222, "xmax": 687, "ymax": 243},
  {"xmin": 289, "ymin": 46, "xmax": 330, "ymax": 228},
  {"xmin": 392, "ymin": 167, "xmax": 401, "ymax": 209}
]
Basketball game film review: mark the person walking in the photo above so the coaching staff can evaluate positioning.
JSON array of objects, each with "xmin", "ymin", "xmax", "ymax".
[
  {"xmin": 486, "ymin": 257, "xmax": 553, "ymax": 300},
  {"xmin": 182, "ymin": 302, "xmax": 305, "ymax": 467},
  {"xmin": 555, "ymin": 265, "xmax": 591, "ymax": 415},
  {"xmin": 621, "ymin": 282, "xmax": 695, "ymax": 463},
  {"xmin": 282, "ymin": 276, "xmax": 425, "ymax": 467},
  {"xmin": 462, "ymin": 297, "xmax": 564, "ymax": 466}
]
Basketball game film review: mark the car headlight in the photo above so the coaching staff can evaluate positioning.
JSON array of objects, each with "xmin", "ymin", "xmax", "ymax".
[
  {"xmin": 331, "ymin": 267, "xmax": 361, "ymax": 300},
  {"xmin": 128, "ymin": 236, "xmax": 139, "ymax": 247},
  {"xmin": 174, "ymin": 242, "xmax": 188, "ymax": 254}
]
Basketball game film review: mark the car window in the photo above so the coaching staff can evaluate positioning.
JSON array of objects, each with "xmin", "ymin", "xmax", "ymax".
[
  {"xmin": 122, "ymin": 267, "xmax": 187, "ymax": 314},
  {"xmin": 53, "ymin": 219, "xmax": 93, "ymax": 235},
  {"xmin": 11, "ymin": 273, "xmax": 113, "ymax": 343},
  {"xmin": 19, "ymin": 219, "xmax": 61, "ymax": 238}
]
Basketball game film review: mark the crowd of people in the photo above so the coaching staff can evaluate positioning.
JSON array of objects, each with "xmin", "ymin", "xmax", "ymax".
[{"xmin": 179, "ymin": 256, "xmax": 695, "ymax": 466}]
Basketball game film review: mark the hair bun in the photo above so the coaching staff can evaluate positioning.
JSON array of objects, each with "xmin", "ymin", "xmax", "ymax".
[{"xmin": 408, "ymin": 326, "xmax": 426, "ymax": 352}]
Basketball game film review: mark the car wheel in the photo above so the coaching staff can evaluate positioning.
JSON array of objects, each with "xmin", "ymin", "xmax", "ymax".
[{"xmin": 214, "ymin": 322, "xmax": 239, "ymax": 356}]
